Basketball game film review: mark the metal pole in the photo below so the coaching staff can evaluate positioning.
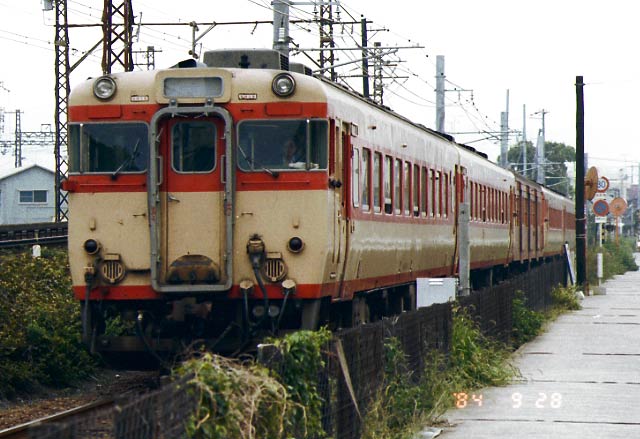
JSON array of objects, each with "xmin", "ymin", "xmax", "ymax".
[
  {"xmin": 435, "ymin": 55, "xmax": 445, "ymax": 133},
  {"xmin": 575, "ymin": 76, "xmax": 587, "ymax": 289},
  {"xmin": 360, "ymin": 16, "xmax": 370, "ymax": 98}
]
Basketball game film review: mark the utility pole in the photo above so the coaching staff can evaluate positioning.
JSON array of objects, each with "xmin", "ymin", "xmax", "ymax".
[
  {"xmin": 533, "ymin": 109, "xmax": 548, "ymax": 184},
  {"xmin": 53, "ymin": 0, "xmax": 70, "ymax": 222},
  {"xmin": 101, "ymin": 0, "xmax": 134, "ymax": 74},
  {"xmin": 14, "ymin": 110, "xmax": 21, "ymax": 168},
  {"xmin": 272, "ymin": 0, "xmax": 291, "ymax": 59},
  {"xmin": 360, "ymin": 16, "xmax": 370, "ymax": 99},
  {"xmin": 435, "ymin": 55, "xmax": 445, "ymax": 133},
  {"xmin": 522, "ymin": 104, "xmax": 527, "ymax": 178},
  {"xmin": 500, "ymin": 90, "xmax": 510, "ymax": 168},
  {"xmin": 372, "ymin": 42, "xmax": 384, "ymax": 105},
  {"xmin": 316, "ymin": 0, "xmax": 339, "ymax": 81},
  {"xmin": 133, "ymin": 45, "xmax": 161, "ymax": 70},
  {"xmin": 575, "ymin": 76, "xmax": 587, "ymax": 289}
]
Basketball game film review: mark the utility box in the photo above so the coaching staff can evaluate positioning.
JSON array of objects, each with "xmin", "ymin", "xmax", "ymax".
[{"xmin": 416, "ymin": 278, "xmax": 457, "ymax": 308}]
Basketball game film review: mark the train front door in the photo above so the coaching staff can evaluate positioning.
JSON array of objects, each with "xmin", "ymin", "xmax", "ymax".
[
  {"xmin": 332, "ymin": 122, "xmax": 352, "ymax": 299},
  {"xmin": 148, "ymin": 108, "xmax": 234, "ymax": 294}
]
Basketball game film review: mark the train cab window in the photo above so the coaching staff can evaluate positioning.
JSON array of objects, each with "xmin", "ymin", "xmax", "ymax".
[
  {"xmin": 172, "ymin": 121, "xmax": 216, "ymax": 173},
  {"xmin": 384, "ymin": 156, "xmax": 392, "ymax": 214},
  {"xmin": 413, "ymin": 164, "xmax": 420, "ymax": 217},
  {"xmin": 373, "ymin": 152, "xmax": 382, "ymax": 213},
  {"xmin": 404, "ymin": 161, "xmax": 411, "ymax": 215},
  {"xmin": 237, "ymin": 119, "xmax": 328, "ymax": 171},
  {"xmin": 421, "ymin": 167, "xmax": 428, "ymax": 217},
  {"xmin": 352, "ymin": 148, "xmax": 360, "ymax": 208},
  {"xmin": 394, "ymin": 158, "xmax": 402, "ymax": 214},
  {"xmin": 69, "ymin": 122, "xmax": 149, "ymax": 174},
  {"xmin": 362, "ymin": 149, "xmax": 371, "ymax": 211}
]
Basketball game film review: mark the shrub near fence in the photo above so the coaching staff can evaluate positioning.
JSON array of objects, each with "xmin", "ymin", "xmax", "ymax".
[{"xmin": 24, "ymin": 258, "xmax": 566, "ymax": 439}]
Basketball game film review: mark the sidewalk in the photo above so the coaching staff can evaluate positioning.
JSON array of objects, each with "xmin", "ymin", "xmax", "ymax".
[{"xmin": 440, "ymin": 265, "xmax": 640, "ymax": 438}]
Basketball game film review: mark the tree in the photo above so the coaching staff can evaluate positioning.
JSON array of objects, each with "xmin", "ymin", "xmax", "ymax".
[{"xmin": 504, "ymin": 141, "xmax": 576, "ymax": 197}]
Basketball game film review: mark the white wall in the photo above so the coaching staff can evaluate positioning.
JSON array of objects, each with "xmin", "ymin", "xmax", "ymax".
[{"xmin": 0, "ymin": 167, "xmax": 55, "ymax": 225}]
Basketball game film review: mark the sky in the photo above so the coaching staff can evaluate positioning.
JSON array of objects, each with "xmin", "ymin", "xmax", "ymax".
[{"xmin": 0, "ymin": 0, "xmax": 639, "ymax": 187}]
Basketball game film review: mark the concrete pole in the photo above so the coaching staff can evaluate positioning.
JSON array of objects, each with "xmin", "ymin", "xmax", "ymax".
[
  {"xmin": 435, "ymin": 55, "xmax": 445, "ymax": 133},
  {"xmin": 500, "ymin": 90, "xmax": 509, "ymax": 168},
  {"xmin": 575, "ymin": 76, "xmax": 587, "ymax": 289},
  {"xmin": 458, "ymin": 173, "xmax": 471, "ymax": 296},
  {"xmin": 522, "ymin": 104, "xmax": 527, "ymax": 178},
  {"xmin": 272, "ymin": 0, "xmax": 291, "ymax": 59}
]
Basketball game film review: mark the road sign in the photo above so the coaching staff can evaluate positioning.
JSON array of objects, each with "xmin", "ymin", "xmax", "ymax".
[
  {"xmin": 609, "ymin": 197, "xmax": 628, "ymax": 217},
  {"xmin": 595, "ymin": 216, "xmax": 607, "ymax": 223},
  {"xmin": 597, "ymin": 176, "xmax": 609, "ymax": 193},
  {"xmin": 593, "ymin": 199, "xmax": 609, "ymax": 217}
]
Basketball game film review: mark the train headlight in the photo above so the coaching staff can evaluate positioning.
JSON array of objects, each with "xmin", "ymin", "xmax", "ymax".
[
  {"xmin": 272, "ymin": 73, "xmax": 296, "ymax": 97},
  {"xmin": 93, "ymin": 76, "xmax": 117, "ymax": 100},
  {"xmin": 287, "ymin": 236, "xmax": 304, "ymax": 253},
  {"xmin": 83, "ymin": 239, "xmax": 100, "ymax": 255}
]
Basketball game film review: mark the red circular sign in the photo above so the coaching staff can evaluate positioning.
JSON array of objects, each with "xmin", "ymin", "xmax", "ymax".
[{"xmin": 593, "ymin": 199, "xmax": 609, "ymax": 217}]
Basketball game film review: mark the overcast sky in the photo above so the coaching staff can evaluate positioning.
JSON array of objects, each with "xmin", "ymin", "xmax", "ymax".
[{"xmin": 1, "ymin": 0, "xmax": 638, "ymax": 185}]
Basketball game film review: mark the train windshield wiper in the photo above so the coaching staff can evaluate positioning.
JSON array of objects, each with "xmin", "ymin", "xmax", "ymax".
[
  {"xmin": 112, "ymin": 139, "xmax": 141, "ymax": 180},
  {"xmin": 238, "ymin": 143, "xmax": 279, "ymax": 178}
]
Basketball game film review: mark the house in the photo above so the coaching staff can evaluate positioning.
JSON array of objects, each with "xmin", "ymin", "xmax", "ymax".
[{"xmin": 0, "ymin": 164, "xmax": 56, "ymax": 225}]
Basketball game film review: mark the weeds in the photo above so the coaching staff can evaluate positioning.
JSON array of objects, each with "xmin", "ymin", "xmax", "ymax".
[{"xmin": 511, "ymin": 290, "xmax": 545, "ymax": 347}]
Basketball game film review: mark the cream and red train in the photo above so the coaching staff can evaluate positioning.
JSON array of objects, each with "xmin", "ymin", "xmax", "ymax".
[{"xmin": 65, "ymin": 49, "xmax": 575, "ymax": 355}]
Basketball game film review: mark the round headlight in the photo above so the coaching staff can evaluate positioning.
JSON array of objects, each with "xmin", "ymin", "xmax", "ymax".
[
  {"xmin": 93, "ymin": 76, "xmax": 117, "ymax": 100},
  {"xmin": 272, "ymin": 73, "xmax": 296, "ymax": 97}
]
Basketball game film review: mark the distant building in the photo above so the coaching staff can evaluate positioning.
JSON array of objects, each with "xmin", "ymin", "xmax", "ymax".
[{"xmin": 0, "ymin": 164, "xmax": 56, "ymax": 225}]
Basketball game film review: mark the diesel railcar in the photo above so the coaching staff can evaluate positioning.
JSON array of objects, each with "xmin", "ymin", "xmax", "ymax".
[{"xmin": 64, "ymin": 49, "xmax": 575, "ymax": 355}]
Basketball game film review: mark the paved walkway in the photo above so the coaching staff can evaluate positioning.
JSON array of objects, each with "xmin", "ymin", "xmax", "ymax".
[{"xmin": 440, "ymin": 264, "xmax": 640, "ymax": 438}]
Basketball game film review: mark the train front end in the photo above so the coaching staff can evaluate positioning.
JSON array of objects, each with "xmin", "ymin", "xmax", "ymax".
[{"xmin": 67, "ymin": 51, "xmax": 333, "ymax": 359}]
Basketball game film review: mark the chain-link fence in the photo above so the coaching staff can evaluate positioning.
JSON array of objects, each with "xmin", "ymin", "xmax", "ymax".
[{"xmin": 26, "ymin": 258, "xmax": 566, "ymax": 439}]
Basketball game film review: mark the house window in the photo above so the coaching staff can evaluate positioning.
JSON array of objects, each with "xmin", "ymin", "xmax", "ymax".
[{"xmin": 20, "ymin": 190, "xmax": 47, "ymax": 203}]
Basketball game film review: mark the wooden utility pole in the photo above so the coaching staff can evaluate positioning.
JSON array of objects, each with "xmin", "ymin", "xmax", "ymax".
[{"xmin": 575, "ymin": 76, "xmax": 587, "ymax": 288}]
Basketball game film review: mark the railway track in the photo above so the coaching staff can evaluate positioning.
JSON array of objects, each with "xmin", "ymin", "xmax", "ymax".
[
  {"xmin": 0, "ymin": 399, "xmax": 114, "ymax": 439},
  {"xmin": 0, "ymin": 222, "xmax": 68, "ymax": 248}
]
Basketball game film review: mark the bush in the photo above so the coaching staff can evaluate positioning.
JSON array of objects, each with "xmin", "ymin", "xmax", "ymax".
[
  {"xmin": 588, "ymin": 238, "xmax": 639, "ymax": 285},
  {"xmin": 0, "ymin": 248, "xmax": 94, "ymax": 398},
  {"xmin": 511, "ymin": 290, "xmax": 545, "ymax": 347},
  {"xmin": 551, "ymin": 285, "xmax": 581, "ymax": 312}
]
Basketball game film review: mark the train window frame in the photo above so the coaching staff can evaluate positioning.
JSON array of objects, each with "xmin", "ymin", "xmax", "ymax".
[
  {"xmin": 68, "ymin": 121, "xmax": 149, "ymax": 175},
  {"xmin": 373, "ymin": 152, "xmax": 382, "ymax": 213},
  {"xmin": 420, "ymin": 166, "xmax": 428, "ymax": 218},
  {"xmin": 352, "ymin": 148, "xmax": 360, "ymax": 208},
  {"xmin": 394, "ymin": 158, "xmax": 402, "ymax": 215},
  {"xmin": 413, "ymin": 164, "xmax": 420, "ymax": 217},
  {"xmin": 171, "ymin": 120, "xmax": 217, "ymax": 174},
  {"xmin": 436, "ymin": 170, "xmax": 443, "ymax": 218},
  {"xmin": 384, "ymin": 155, "xmax": 392, "ymax": 214},
  {"xmin": 361, "ymin": 148, "xmax": 371, "ymax": 212},
  {"xmin": 403, "ymin": 161, "xmax": 411, "ymax": 216},
  {"xmin": 429, "ymin": 169, "xmax": 436, "ymax": 217},
  {"xmin": 236, "ymin": 118, "xmax": 329, "ymax": 172},
  {"xmin": 443, "ymin": 172, "xmax": 449, "ymax": 218}
]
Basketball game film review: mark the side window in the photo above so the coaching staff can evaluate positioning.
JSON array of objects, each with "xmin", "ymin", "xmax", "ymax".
[
  {"xmin": 352, "ymin": 148, "xmax": 360, "ymax": 208},
  {"xmin": 404, "ymin": 161, "xmax": 411, "ymax": 215},
  {"xmin": 394, "ymin": 158, "xmax": 402, "ymax": 214},
  {"xmin": 444, "ymin": 172, "xmax": 449, "ymax": 218},
  {"xmin": 172, "ymin": 121, "xmax": 216, "ymax": 173},
  {"xmin": 429, "ymin": 169, "xmax": 436, "ymax": 217},
  {"xmin": 373, "ymin": 152, "xmax": 382, "ymax": 213},
  {"xmin": 413, "ymin": 164, "xmax": 420, "ymax": 217},
  {"xmin": 421, "ymin": 166, "xmax": 428, "ymax": 217},
  {"xmin": 362, "ymin": 148, "xmax": 371, "ymax": 211},
  {"xmin": 384, "ymin": 155, "xmax": 392, "ymax": 214},
  {"xmin": 437, "ymin": 170, "xmax": 443, "ymax": 216}
]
